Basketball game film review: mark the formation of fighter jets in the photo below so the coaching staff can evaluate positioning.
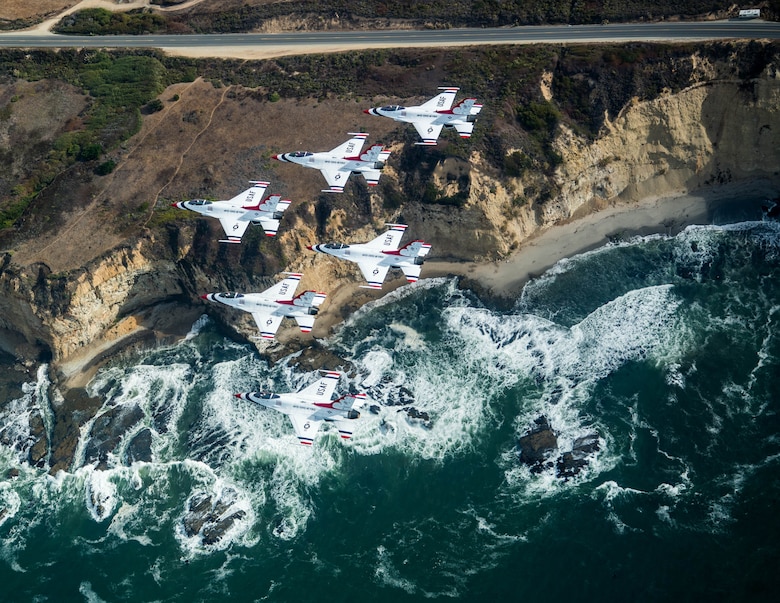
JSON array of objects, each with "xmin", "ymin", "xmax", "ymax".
[{"xmin": 173, "ymin": 87, "xmax": 482, "ymax": 445}]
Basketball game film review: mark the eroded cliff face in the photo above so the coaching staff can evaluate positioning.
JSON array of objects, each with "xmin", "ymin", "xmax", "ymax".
[
  {"xmin": 1, "ymin": 54, "xmax": 779, "ymax": 382},
  {"xmin": 0, "ymin": 236, "xmax": 203, "ymax": 385},
  {"xmin": 401, "ymin": 62, "xmax": 779, "ymax": 261}
]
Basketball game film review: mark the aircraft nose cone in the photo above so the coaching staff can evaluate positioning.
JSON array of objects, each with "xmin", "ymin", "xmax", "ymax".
[
  {"xmin": 200, "ymin": 294, "xmax": 209, "ymax": 300},
  {"xmin": 271, "ymin": 154, "xmax": 279, "ymax": 160},
  {"xmin": 363, "ymin": 109, "xmax": 371, "ymax": 114},
  {"xmin": 306, "ymin": 245, "xmax": 313, "ymax": 251},
  {"xmin": 234, "ymin": 393, "xmax": 243, "ymax": 399},
  {"xmin": 171, "ymin": 202, "xmax": 179, "ymax": 208}
]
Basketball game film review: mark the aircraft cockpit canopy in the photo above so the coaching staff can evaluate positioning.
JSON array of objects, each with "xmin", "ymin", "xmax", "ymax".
[
  {"xmin": 289, "ymin": 151, "xmax": 313, "ymax": 158},
  {"xmin": 381, "ymin": 105, "xmax": 405, "ymax": 111},
  {"xmin": 256, "ymin": 392, "xmax": 280, "ymax": 400},
  {"xmin": 189, "ymin": 199, "xmax": 212, "ymax": 206},
  {"xmin": 324, "ymin": 243, "xmax": 350, "ymax": 250},
  {"xmin": 219, "ymin": 292, "xmax": 244, "ymax": 299}
]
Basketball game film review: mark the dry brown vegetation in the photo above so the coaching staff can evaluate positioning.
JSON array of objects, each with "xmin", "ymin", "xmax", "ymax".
[{"xmin": 0, "ymin": 1, "xmax": 80, "ymax": 22}]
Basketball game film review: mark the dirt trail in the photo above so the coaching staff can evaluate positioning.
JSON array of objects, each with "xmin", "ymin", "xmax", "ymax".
[{"xmin": 145, "ymin": 82, "xmax": 232, "ymax": 226}]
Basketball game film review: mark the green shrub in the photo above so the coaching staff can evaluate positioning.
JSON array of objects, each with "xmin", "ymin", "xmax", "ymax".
[{"xmin": 95, "ymin": 159, "xmax": 116, "ymax": 175}]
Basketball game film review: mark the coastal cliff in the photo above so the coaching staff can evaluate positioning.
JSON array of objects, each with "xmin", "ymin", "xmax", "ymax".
[
  {"xmin": 1, "ymin": 48, "xmax": 779, "ymax": 378},
  {"xmin": 0, "ymin": 42, "xmax": 778, "ymax": 473}
]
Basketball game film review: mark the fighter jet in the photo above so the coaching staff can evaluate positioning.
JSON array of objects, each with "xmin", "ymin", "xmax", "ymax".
[
  {"xmin": 364, "ymin": 87, "xmax": 483, "ymax": 146},
  {"xmin": 272, "ymin": 133, "xmax": 390, "ymax": 193},
  {"xmin": 201, "ymin": 273, "xmax": 325, "ymax": 339},
  {"xmin": 234, "ymin": 371, "xmax": 366, "ymax": 445},
  {"xmin": 172, "ymin": 181, "xmax": 290, "ymax": 243},
  {"xmin": 307, "ymin": 223, "xmax": 431, "ymax": 289}
]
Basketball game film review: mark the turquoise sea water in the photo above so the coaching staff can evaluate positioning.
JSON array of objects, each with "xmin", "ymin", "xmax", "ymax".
[{"xmin": 1, "ymin": 217, "xmax": 779, "ymax": 601}]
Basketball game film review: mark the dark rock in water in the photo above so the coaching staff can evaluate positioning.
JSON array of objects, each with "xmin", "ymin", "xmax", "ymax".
[
  {"xmin": 28, "ymin": 413, "xmax": 48, "ymax": 468},
  {"xmin": 762, "ymin": 200, "xmax": 780, "ymax": 218},
  {"xmin": 49, "ymin": 387, "xmax": 103, "ymax": 475},
  {"xmin": 381, "ymin": 386, "xmax": 416, "ymax": 407},
  {"xmin": 572, "ymin": 433, "xmax": 600, "ymax": 455},
  {"xmin": 182, "ymin": 487, "xmax": 246, "ymax": 546},
  {"xmin": 124, "ymin": 428, "xmax": 153, "ymax": 464},
  {"xmin": 263, "ymin": 340, "xmax": 353, "ymax": 374},
  {"xmin": 518, "ymin": 416, "xmax": 558, "ymax": 472},
  {"xmin": 518, "ymin": 417, "xmax": 600, "ymax": 478},
  {"xmin": 556, "ymin": 433, "xmax": 601, "ymax": 479},
  {"xmin": 401, "ymin": 406, "xmax": 433, "ymax": 429},
  {"xmin": 6, "ymin": 468, "xmax": 19, "ymax": 479},
  {"xmin": 202, "ymin": 511, "xmax": 246, "ymax": 546},
  {"xmin": 83, "ymin": 403, "xmax": 145, "ymax": 469}
]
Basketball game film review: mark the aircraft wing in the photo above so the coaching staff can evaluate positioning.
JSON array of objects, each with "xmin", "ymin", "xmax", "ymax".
[
  {"xmin": 261, "ymin": 273, "xmax": 302, "ymax": 301},
  {"xmin": 251, "ymin": 215, "xmax": 281, "ymax": 237},
  {"xmin": 419, "ymin": 87, "xmax": 458, "ymax": 111},
  {"xmin": 331, "ymin": 418, "xmax": 355, "ymax": 441},
  {"xmin": 412, "ymin": 120, "xmax": 443, "ymax": 146},
  {"xmin": 293, "ymin": 314, "xmax": 316, "ymax": 334},
  {"xmin": 357, "ymin": 261, "xmax": 390, "ymax": 289},
  {"xmin": 329, "ymin": 132, "xmax": 368, "ymax": 158},
  {"xmin": 360, "ymin": 169, "xmax": 382, "ymax": 187},
  {"xmin": 287, "ymin": 412, "xmax": 323, "ymax": 446},
  {"xmin": 225, "ymin": 181, "xmax": 269, "ymax": 207},
  {"xmin": 218, "ymin": 216, "xmax": 250, "ymax": 243},
  {"xmin": 454, "ymin": 122, "xmax": 476, "ymax": 138},
  {"xmin": 298, "ymin": 371, "xmax": 340, "ymax": 402},
  {"xmin": 364, "ymin": 223, "xmax": 407, "ymax": 251},
  {"xmin": 320, "ymin": 167, "xmax": 351, "ymax": 193},
  {"xmin": 251, "ymin": 312, "xmax": 284, "ymax": 339},
  {"xmin": 400, "ymin": 264, "xmax": 423, "ymax": 283}
]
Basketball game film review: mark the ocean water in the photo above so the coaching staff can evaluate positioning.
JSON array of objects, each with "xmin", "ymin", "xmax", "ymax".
[{"xmin": 1, "ymin": 218, "xmax": 779, "ymax": 601}]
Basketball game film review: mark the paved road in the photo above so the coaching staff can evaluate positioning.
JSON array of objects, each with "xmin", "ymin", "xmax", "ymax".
[{"xmin": 0, "ymin": 20, "xmax": 779, "ymax": 54}]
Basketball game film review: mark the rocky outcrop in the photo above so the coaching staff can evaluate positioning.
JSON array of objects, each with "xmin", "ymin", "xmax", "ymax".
[
  {"xmin": 182, "ymin": 487, "xmax": 247, "ymax": 547},
  {"xmin": 518, "ymin": 416, "xmax": 600, "ymax": 479},
  {"xmin": 83, "ymin": 403, "xmax": 145, "ymax": 469}
]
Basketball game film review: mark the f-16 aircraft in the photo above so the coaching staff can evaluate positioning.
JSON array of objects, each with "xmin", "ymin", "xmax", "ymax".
[
  {"xmin": 307, "ymin": 223, "xmax": 431, "ymax": 289},
  {"xmin": 201, "ymin": 273, "xmax": 325, "ymax": 339},
  {"xmin": 172, "ymin": 181, "xmax": 290, "ymax": 243},
  {"xmin": 364, "ymin": 87, "xmax": 483, "ymax": 146},
  {"xmin": 235, "ymin": 371, "xmax": 366, "ymax": 445},
  {"xmin": 272, "ymin": 133, "xmax": 390, "ymax": 193}
]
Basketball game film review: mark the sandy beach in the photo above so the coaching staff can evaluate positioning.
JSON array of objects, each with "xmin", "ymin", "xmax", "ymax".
[{"xmin": 424, "ymin": 180, "xmax": 777, "ymax": 302}]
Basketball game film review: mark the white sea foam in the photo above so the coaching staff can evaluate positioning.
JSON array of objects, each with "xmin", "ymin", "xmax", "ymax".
[
  {"xmin": 374, "ymin": 545, "xmax": 417, "ymax": 594},
  {"xmin": 185, "ymin": 314, "xmax": 212, "ymax": 340},
  {"xmin": 79, "ymin": 581, "xmax": 108, "ymax": 603},
  {"xmin": 83, "ymin": 467, "xmax": 118, "ymax": 522}
]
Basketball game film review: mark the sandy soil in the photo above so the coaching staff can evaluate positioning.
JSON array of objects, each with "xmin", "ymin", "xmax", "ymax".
[{"xmin": 425, "ymin": 180, "xmax": 777, "ymax": 301}]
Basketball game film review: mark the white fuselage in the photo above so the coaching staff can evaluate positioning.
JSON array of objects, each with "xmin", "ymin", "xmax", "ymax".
[
  {"xmin": 275, "ymin": 152, "xmax": 379, "ymax": 174},
  {"xmin": 176, "ymin": 200, "xmax": 271, "ymax": 223},
  {"xmin": 202, "ymin": 292, "xmax": 312, "ymax": 319},
  {"xmin": 309, "ymin": 243, "xmax": 412, "ymax": 269},
  {"xmin": 371, "ymin": 107, "xmax": 465, "ymax": 127},
  {"xmin": 237, "ymin": 392, "xmax": 360, "ymax": 424}
]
